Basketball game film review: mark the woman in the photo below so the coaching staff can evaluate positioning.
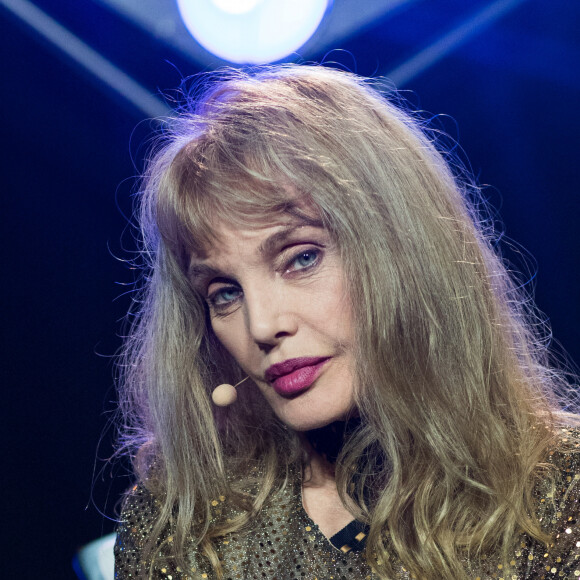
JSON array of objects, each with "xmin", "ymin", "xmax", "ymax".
[{"xmin": 114, "ymin": 65, "xmax": 580, "ymax": 579}]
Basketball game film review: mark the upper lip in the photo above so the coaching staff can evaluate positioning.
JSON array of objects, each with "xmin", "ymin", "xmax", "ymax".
[{"xmin": 265, "ymin": 357, "xmax": 330, "ymax": 382}]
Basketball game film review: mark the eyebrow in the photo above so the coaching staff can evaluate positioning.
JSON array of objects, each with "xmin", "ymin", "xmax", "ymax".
[
  {"xmin": 188, "ymin": 216, "xmax": 324, "ymax": 284},
  {"xmin": 257, "ymin": 218, "xmax": 324, "ymax": 256},
  {"xmin": 188, "ymin": 262, "xmax": 223, "ymax": 283}
]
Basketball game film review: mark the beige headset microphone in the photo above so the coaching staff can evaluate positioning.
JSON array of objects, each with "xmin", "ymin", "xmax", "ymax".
[{"xmin": 211, "ymin": 376, "xmax": 250, "ymax": 406}]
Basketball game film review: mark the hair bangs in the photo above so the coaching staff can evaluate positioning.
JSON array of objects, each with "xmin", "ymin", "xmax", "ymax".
[{"xmin": 155, "ymin": 128, "xmax": 315, "ymax": 268}]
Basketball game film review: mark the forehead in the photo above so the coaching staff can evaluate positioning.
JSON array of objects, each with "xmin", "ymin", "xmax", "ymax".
[{"xmin": 189, "ymin": 202, "xmax": 323, "ymax": 260}]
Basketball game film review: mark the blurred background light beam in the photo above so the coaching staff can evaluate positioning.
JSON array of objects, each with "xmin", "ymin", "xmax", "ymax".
[
  {"xmin": 0, "ymin": 0, "xmax": 172, "ymax": 118},
  {"xmin": 387, "ymin": 0, "xmax": 529, "ymax": 87}
]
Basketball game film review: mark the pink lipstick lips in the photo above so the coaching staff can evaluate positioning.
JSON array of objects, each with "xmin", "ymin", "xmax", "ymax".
[{"xmin": 265, "ymin": 357, "xmax": 330, "ymax": 397}]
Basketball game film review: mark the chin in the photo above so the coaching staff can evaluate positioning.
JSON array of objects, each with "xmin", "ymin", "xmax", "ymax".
[
  {"xmin": 283, "ymin": 417, "xmax": 337, "ymax": 432},
  {"xmin": 275, "ymin": 405, "xmax": 355, "ymax": 432},
  {"xmin": 261, "ymin": 380, "xmax": 356, "ymax": 432}
]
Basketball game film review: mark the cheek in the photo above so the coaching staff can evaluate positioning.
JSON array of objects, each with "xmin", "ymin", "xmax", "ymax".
[
  {"xmin": 211, "ymin": 318, "xmax": 250, "ymax": 365},
  {"xmin": 318, "ymin": 283, "xmax": 353, "ymax": 339}
]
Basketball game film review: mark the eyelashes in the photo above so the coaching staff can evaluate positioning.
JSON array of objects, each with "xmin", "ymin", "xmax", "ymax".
[
  {"xmin": 288, "ymin": 249, "xmax": 319, "ymax": 273},
  {"xmin": 208, "ymin": 286, "xmax": 243, "ymax": 308},
  {"xmin": 205, "ymin": 246, "xmax": 323, "ymax": 315}
]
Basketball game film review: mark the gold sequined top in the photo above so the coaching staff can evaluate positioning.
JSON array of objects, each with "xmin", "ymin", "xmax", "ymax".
[{"xmin": 115, "ymin": 430, "xmax": 580, "ymax": 579}]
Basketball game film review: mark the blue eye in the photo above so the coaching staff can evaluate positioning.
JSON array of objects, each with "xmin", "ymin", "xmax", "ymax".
[
  {"xmin": 292, "ymin": 249, "xmax": 319, "ymax": 270},
  {"xmin": 209, "ymin": 286, "xmax": 241, "ymax": 307}
]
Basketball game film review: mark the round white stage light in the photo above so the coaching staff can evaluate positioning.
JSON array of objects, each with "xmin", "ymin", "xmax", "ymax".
[
  {"xmin": 212, "ymin": 0, "xmax": 263, "ymax": 15},
  {"xmin": 176, "ymin": 0, "xmax": 330, "ymax": 64}
]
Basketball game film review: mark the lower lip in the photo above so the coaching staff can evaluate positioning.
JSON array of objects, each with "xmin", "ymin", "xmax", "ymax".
[{"xmin": 271, "ymin": 359, "xmax": 330, "ymax": 397}]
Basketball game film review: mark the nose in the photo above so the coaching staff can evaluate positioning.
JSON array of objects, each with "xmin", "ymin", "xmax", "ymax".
[{"xmin": 244, "ymin": 284, "xmax": 298, "ymax": 350}]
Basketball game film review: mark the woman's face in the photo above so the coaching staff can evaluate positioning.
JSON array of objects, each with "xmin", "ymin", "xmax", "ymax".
[{"xmin": 190, "ymin": 213, "xmax": 356, "ymax": 431}]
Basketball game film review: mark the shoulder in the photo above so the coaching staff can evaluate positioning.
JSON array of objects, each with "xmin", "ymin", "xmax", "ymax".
[
  {"xmin": 116, "ymin": 482, "xmax": 163, "ymax": 544},
  {"xmin": 530, "ymin": 428, "xmax": 580, "ymax": 571},
  {"xmin": 544, "ymin": 426, "xmax": 580, "ymax": 489},
  {"xmin": 114, "ymin": 483, "xmax": 167, "ymax": 578},
  {"xmin": 539, "ymin": 427, "xmax": 580, "ymax": 524}
]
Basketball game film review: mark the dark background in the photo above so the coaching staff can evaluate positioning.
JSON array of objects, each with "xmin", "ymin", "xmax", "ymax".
[{"xmin": 2, "ymin": 0, "xmax": 579, "ymax": 577}]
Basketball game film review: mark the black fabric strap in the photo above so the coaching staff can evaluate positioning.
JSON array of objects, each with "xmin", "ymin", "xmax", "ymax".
[{"xmin": 329, "ymin": 519, "xmax": 369, "ymax": 553}]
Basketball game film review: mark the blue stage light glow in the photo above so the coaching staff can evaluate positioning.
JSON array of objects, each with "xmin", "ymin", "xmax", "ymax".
[{"xmin": 176, "ymin": 0, "xmax": 330, "ymax": 64}]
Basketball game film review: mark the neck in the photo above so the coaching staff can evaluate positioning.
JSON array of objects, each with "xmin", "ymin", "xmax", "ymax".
[
  {"xmin": 299, "ymin": 417, "xmax": 362, "ymax": 486},
  {"xmin": 304, "ymin": 416, "xmax": 361, "ymax": 461},
  {"xmin": 300, "ymin": 436, "xmax": 335, "ymax": 486},
  {"xmin": 299, "ymin": 421, "xmax": 361, "ymax": 539}
]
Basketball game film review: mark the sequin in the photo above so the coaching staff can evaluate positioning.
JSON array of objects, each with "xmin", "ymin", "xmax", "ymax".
[{"xmin": 115, "ymin": 428, "xmax": 580, "ymax": 578}]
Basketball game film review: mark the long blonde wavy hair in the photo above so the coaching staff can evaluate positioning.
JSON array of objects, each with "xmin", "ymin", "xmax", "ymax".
[{"xmin": 118, "ymin": 64, "xmax": 576, "ymax": 578}]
